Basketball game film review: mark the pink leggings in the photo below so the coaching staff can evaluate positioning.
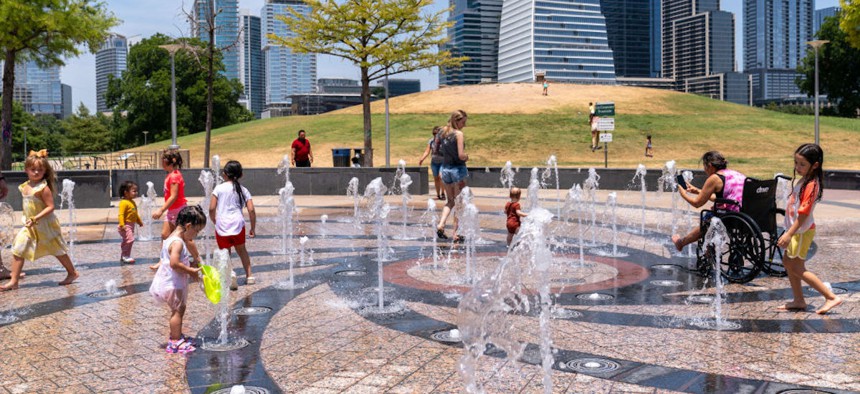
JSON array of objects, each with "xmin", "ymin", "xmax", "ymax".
[{"xmin": 119, "ymin": 224, "xmax": 136, "ymax": 258}]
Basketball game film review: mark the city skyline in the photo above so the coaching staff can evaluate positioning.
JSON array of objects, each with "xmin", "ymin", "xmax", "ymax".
[{"xmin": 58, "ymin": 0, "xmax": 840, "ymax": 112}]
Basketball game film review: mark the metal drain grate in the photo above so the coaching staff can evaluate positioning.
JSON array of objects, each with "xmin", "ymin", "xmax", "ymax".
[
  {"xmin": 201, "ymin": 338, "xmax": 251, "ymax": 352},
  {"xmin": 335, "ymin": 270, "xmax": 367, "ymax": 277},
  {"xmin": 430, "ymin": 329, "xmax": 462, "ymax": 343},
  {"xmin": 776, "ymin": 390, "xmax": 834, "ymax": 394},
  {"xmin": 551, "ymin": 308, "xmax": 582, "ymax": 319},
  {"xmin": 576, "ymin": 293, "xmax": 614, "ymax": 301},
  {"xmin": 559, "ymin": 358, "xmax": 621, "ymax": 374},
  {"xmin": 87, "ymin": 289, "xmax": 128, "ymax": 298},
  {"xmin": 233, "ymin": 307, "xmax": 272, "ymax": 316},
  {"xmin": 687, "ymin": 294, "xmax": 715, "ymax": 304},
  {"xmin": 689, "ymin": 320, "xmax": 742, "ymax": 331},
  {"xmin": 210, "ymin": 386, "xmax": 270, "ymax": 394},
  {"xmin": 650, "ymin": 280, "xmax": 684, "ymax": 287}
]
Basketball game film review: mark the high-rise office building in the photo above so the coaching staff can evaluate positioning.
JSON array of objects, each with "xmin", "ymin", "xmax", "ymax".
[
  {"xmin": 377, "ymin": 79, "xmax": 421, "ymax": 97},
  {"xmin": 440, "ymin": 0, "xmax": 504, "ymax": 85},
  {"xmin": 95, "ymin": 33, "xmax": 128, "ymax": 113},
  {"xmin": 661, "ymin": 0, "xmax": 719, "ymax": 81},
  {"xmin": 671, "ymin": 10, "xmax": 735, "ymax": 82},
  {"xmin": 239, "ymin": 10, "xmax": 265, "ymax": 118},
  {"xmin": 599, "ymin": 0, "xmax": 655, "ymax": 78},
  {"xmin": 814, "ymin": 6, "xmax": 840, "ymax": 34},
  {"xmin": 194, "ymin": 0, "xmax": 241, "ymax": 82},
  {"xmin": 3, "ymin": 60, "xmax": 67, "ymax": 118},
  {"xmin": 498, "ymin": 0, "xmax": 616, "ymax": 83},
  {"xmin": 262, "ymin": 0, "xmax": 316, "ymax": 115},
  {"xmin": 744, "ymin": 0, "xmax": 813, "ymax": 104}
]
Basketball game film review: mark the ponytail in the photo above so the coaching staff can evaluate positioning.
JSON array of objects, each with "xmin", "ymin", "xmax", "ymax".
[{"xmin": 223, "ymin": 160, "xmax": 246, "ymax": 208}]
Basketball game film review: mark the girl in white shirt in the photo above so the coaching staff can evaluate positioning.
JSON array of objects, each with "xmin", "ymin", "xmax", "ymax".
[{"xmin": 209, "ymin": 160, "xmax": 257, "ymax": 285}]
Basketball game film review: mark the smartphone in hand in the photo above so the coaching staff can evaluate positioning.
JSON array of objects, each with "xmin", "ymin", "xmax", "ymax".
[{"xmin": 676, "ymin": 174, "xmax": 688, "ymax": 190}]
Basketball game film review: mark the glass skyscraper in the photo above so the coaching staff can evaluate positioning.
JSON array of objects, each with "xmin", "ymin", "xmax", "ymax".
[
  {"xmin": 95, "ymin": 33, "xmax": 128, "ymax": 112},
  {"xmin": 599, "ymin": 0, "xmax": 655, "ymax": 78},
  {"xmin": 239, "ymin": 10, "xmax": 265, "ymax": 118},
  {"xmin": 440, "ymin": 0, "xmax": 504, "ymax": 85},
  {"xmin": 814, "ymin": 6, "xmax": 840, "ymax": 35},
  {"xmin": 8, "ymin": 60, "xmax": 66, "ymax": 118},
  {"xmin": 194, "ymin": 0, "xmax": 241, "ymax": 82},
  {"xmin": 498, "ymin": 0, "xmax": 616, "ymax": 83},
  {"xmin": 262, "ymin": 0, "xmax": 316, "ymax": 110},
  {"xmin": 744, "ymin": 0, "xmax": 813, "ymax": 104}
]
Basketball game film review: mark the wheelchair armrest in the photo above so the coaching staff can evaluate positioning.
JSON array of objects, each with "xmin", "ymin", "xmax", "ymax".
[
  {"xmin": 714, "ymin": 198, "xmax": 740, "ymax": 208},
  {"xmin": 775, "ymin": 174, "xmax": 792, "ymax": 181},
  {"xmin": 775, "ymin": 208, "xmax": 785, "ymax": 216}
]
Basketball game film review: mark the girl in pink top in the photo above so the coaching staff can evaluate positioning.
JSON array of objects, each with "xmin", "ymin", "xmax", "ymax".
[
  {"xmin": 776, "ymin": 143, "xmax": 841, "ymax": 314},
  {"xmin": 150, "ymin": 150, "xmax": 199, "ymax": 270}
]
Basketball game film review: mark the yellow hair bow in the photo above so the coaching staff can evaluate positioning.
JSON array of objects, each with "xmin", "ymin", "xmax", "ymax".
[{"xmin": 28, "ymin": 149, "xmax": 48, "ymax": 158}]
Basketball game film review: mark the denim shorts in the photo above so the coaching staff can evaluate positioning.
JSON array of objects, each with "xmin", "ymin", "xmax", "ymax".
[
  {"xmin": 440, "ymin": 164, "xmax": 468, "ymax": 184},
  {"xmin": 430, "ymin": 162, "xmax": 442, "ymax": 178}
]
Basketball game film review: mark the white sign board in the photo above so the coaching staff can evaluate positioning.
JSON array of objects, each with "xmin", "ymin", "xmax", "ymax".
[
  {"xmin": 596, "ymin": 117, "xmax": 615, "ymax": 131},
  {"xmin": 599, "ymin": 133, "xmax": 613, "ymax": 143}
]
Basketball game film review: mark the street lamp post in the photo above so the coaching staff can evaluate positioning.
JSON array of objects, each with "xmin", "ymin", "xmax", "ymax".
[
  {"xmin": 158, "ymin": 44, "xmax": 184, "ymax": 150},
  {"xmin": 143, "ymin": 130, "xmax": 149, "ymax": 146},
  {"xmin": 807, "ymin": 40, "xmax": 829, "ymax": 146},
  {"xmin": 384, "ymin": 68, "xmax": 390, "ymax": 168}
]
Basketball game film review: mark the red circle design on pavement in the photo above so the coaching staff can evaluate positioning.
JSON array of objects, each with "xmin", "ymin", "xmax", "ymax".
[{"xmin": 383, "ymin": 252, "xmax": 650, "ymax": 295}]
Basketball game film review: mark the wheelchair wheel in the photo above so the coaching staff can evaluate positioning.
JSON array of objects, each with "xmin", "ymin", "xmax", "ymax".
[{"xmin": 719, "ymin": 214, "xmax": 765, "ymax": 283}]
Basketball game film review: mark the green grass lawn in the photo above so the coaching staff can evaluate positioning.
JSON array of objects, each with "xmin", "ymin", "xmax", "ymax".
[{"xmin": 138, "ymin": 89, "xmax": 860, "ymax": 179}]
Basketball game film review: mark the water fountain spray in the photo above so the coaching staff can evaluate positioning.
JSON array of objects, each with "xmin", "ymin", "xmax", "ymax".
[
  {"xmin": 319, "ymin": 215, "xmax": 328, "ymax": 239},
  {"xmin": 198, "ymin": 168, "xmax": 216, "ymax": 260},
  {"xmin": 458, "ymin": 208, "xmax": 556, "ymax": 393},
  {"xmin": 500, "ymin": 161, "xmax": 515, "ymax": 189},
  {"xmin": 606, "ymin": 192, "xmax": 620, "ymax": 256},
  {"xmin": 456, "ymin": 187, "xmax": 480, "ymax": 283},
  {"xmin": 563, "ymin": 184, "xmax": 586, "ymax": 265},
  {"xmin": 583, "ymin": 168, "xmax": 600, "ymax": 246},
  {"xmin": 543, "ymin": 155, "xmax": 560, "ymax": 218},
  {"xmin": 139, "ymin": 181, "xmax": 157, "ymax": 241},
  {"xmin": 425, "ymin": 198, "xmax": 439, "ymax": 268},
  {"xmin": 364, "ymin": 178, "xmax": 391, "ymax": 311},
  {"xmin": 683, "ymin": 170, "xmax": 696, "ymax": 259},
  {"xmin": 60, "ymin": 179, "xmax": 77, "ymax": 266},
  {"xmin": 702, "ymin": 217, "xmax": 733, "ymax": 330},
  {"xmin": 347, "ymin": 177, "xmax": 361, "ymax": 228},
  {"xmin": 211, "ymin": 154, "xmax": 222, "ymax": 187},
  {"xmin": 632, "ymin": 164, "xmax": 647, "ymax": 235},
  {"xmin": 275, "ymin": 182, "xmax": 296, "ymax": 255},
  {"xmin": 298, "ymin": 236, "xmax": 314, "ymax": 266},
  {"xmin": 214, "ymin": 249, "xmax": 232, "ymax": 344},
  {"xmin": 659, "ymin": 160, "xmax": 679, "ymax": 238},
  {"xmin": 394, "ymin": 172, "xmax": 416, "ymax": 240},
  {"xmin": 389, "ymin": 159, "xmax": 407, "ymax": 195},
  {"xmin": 526, "ymin": 168, "xmax": 542, "ymax": 211}
]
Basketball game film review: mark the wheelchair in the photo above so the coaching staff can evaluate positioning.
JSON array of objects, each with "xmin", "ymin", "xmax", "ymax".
[{"xmin": 693, "ymin": 175, "xmax": 792, "ymax": 283}]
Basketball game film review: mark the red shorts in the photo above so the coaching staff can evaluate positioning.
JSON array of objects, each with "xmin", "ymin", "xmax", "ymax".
[
  {"xmin": 215, "ymin": 228, "xmax": 246, "ymax": 250},
  {"xmin": 506, "ymin": 219, "xmax": 521, "ymax": 234}
]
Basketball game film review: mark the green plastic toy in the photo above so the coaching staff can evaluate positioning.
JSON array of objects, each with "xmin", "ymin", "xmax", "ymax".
[{"xmin": 200, "ymin": 264, "xmax": 222, "ymax": 304}]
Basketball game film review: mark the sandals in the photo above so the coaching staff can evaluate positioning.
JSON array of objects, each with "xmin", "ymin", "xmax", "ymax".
[
  {"xmin": 453, "ymin": 236, "xmax": 466, "ymax": 244},
  {"xmin": 246, "ymin": 276, "xmax": 256, "ymax": 285},
  {"xmin": 436, "ymin": 228, "xmax": 449, "ymax": 240},
  {"xmin": 166, "ymin": 337, "xmax": 196, "ymax": 354}
]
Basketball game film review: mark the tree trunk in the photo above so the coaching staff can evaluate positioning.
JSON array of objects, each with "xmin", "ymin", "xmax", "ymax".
[
  {"xmin": 203, "ymin": 2, "xmax": 215, "ymax": 169},
  {"xmin": 1, "ymin": 50, "xmax": 16, "ymax": 170},
  {"xmin": 361, "ymin": 66, "xmax": 373, "ymax": 167}
]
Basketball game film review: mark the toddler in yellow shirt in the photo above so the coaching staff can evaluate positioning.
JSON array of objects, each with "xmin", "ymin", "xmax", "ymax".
[{"xmin": 118, "ymin": 181, "xmax": 144, "ymax": 264}]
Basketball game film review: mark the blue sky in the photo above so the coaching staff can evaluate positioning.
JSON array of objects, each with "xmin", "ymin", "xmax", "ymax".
[{"xmin": 62, "ymin": 0, "xmax": 840, "ymax": 112}]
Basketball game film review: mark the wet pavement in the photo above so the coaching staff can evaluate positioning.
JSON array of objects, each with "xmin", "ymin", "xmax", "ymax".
[{"xmin": 1, "ymin": 187, "xmax": 859, "ymax": 393}]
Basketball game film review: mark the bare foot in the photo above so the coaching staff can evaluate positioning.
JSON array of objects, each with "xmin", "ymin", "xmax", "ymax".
[
  {"xmin": 0, "ymin": 282, "xmax": 19, "ymax": 291},
  {"xmin": 671, "ymin": 235, "xmax": 684, "ymax": 252},
  {"xmin": 816, "ymin": 297, "xmax": 843, "ymax": 314},
  {"xmin": 59, "ymin": 271, "xmax": 79, "ymax": 286},
  {"xmin": 149, "ymin": 262, "xmax": 161, "ymax": 271},
  {"xmin": 776, "ymin": 302, "xmax": 808, "ymax": 311}
]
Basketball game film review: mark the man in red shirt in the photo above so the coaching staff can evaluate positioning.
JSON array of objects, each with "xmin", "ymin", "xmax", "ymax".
[{"xmin": 291, "ymin": 129, "xmax": 313, "ymax": 167}]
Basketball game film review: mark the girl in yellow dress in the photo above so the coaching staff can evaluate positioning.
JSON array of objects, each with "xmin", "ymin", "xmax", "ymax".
[{"xmin": 0, "ymin": 150, "xmax": 78, "ymax": 291}]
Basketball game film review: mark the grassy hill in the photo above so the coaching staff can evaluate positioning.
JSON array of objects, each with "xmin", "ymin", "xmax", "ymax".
[{"xmin": 137, "ymin": 83, "xmax": 860, "ymax": 178}]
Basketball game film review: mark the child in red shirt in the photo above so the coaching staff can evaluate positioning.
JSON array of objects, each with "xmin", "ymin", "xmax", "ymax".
[{"xmin": 504, "ymin": 187, "xmax": 528, "ymax": 246}]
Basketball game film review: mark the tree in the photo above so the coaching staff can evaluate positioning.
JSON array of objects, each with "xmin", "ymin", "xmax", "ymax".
[
  {"xmin": 184, "ymin": 1, "xmax": 243, "ymax": 168},
  {"xmin": 841, "ymin": 0, "xmax": 860, "ymax": 48},
  {"xmin": 798, "ymin": 12, "xmax": 860, "ymax": 117},
  {"xmin": 0, "ymin": 0, "xmax": 117, "ymax": 169},
  {"xmin": 273, "ymin": 0, "xmax": 466, "ymax": 167},
  {"xmin": 7, "ymin": 102, "xmax": 64, "ymax": 162},
  {"xmin": 105, "ymin": 34, "xmax": 251, "ymax": 150},
  {"xmin": 62, "ymin": 103, "xmax": 113, "ymax": 152}
]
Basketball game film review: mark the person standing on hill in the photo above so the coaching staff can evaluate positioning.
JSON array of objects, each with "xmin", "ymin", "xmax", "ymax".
[{"xmin": 291, "ymin": 130, "xmax": 313, "ymax": 167}]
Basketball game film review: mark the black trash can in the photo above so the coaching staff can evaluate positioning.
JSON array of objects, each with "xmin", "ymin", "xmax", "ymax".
[{"xmin": 332, "ymin": 148, "xmax": 351, "ymax": 167}]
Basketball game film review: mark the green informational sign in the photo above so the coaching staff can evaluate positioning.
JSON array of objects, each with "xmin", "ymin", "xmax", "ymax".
[{"xmin": 595, "ymin": 102, "xmax": 615, "ymax": 116}]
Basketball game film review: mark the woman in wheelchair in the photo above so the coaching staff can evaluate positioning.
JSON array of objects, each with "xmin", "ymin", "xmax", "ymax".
[
  {"xmin": 777, "ymin": 143, "xmax": 841, "ymax": 314},
  {"xmin": 671, "ymin": 151, "xmax": 746, "ymax": 251}
]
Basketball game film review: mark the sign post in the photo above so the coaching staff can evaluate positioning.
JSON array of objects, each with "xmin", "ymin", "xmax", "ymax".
[{"xmin": 595, "ymin": 102, "xmax": 615, "ymax": 168}]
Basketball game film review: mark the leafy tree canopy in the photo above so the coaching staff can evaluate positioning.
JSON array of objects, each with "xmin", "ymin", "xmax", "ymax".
[
  {"xmin": 798, "ymin": 11, "xmax": 860, "ymax": 117},
  {"xmin": 105, "ymin": 34, "xmax": 252, "ymax": 148},
  {"xmin": 840, "ymin": 0, "xmax": 860, "ymax": 48},
  {"xmin": 272, "ymin": 0, "xmax": 466, "ymax": 166}
]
